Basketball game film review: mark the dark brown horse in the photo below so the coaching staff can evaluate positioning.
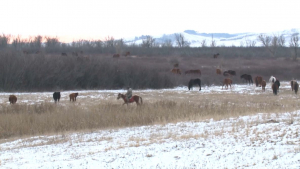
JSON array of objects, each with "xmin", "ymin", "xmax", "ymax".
[
  {"xmin": 255, "ymin": 76, "xmax": 263, "ymax": 87},
  {"xmin": 69, "ymin": 93, "xmax": 78, "ymax": 101},
  {"xmin": 293, "ymin": 81, "xmax": 299, "ymax": 94},
  {"xmin": 61, "ymin": 52, "xmax": 68, "ymax": 56},
  {"xmin": 113, "ymin": 54, "xmax": 120, "ymax": 58},
  {"xmin": 222, "ymin": 78, "xmax": 232, "ymax": 89},
  {"xmin": 185, "ymin": 69, "xmax": 201, "ymax": 75},
  {"xmin": 223, "ymin": 70, "xmax": 236, "ymax": 77},
  {"xmin": 240, "ymin": 74, "xmax": 253, "ymax": 85},
  {"xmin": 291, "ymin": 80, "xmax": 296, "ymax": 91},
  {"xmin": 213, "ymin": 53, "xmax": 220, "ymax": 58},
  {"xmin": 261, "ymin": 80, "xmax": 266, "ymax": 92},
  {"xmin": 9, "ymin": 95, "xmax": 17, "ymax": 104},
  {"xmin": 117, "ymin": 93, "xmax": 143, "ymax": 106},
  {"xmin": 173, "ymin": 63, "xmax": 179, "ymax": 67},
  {"xmin": 171, "ymin": 68, "xmax": 181, "ymax": 75},
  {"xmin": 272, "ymin": 83, "xmax": 278, "ymax": 95},
  {"xmin": 124, "ymin": 51, "xmax": 130, "ymax": 56}
]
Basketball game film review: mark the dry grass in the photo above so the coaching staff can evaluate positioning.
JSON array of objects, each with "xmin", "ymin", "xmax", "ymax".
[{"xmin": 1, "ymin": 83, "xmax": 300, "ymax": 140}]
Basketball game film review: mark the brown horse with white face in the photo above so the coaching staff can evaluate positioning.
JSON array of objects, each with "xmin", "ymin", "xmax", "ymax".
[{"xmin": 117, "ymin": 93, "xmax": 143, "ymax": 106}]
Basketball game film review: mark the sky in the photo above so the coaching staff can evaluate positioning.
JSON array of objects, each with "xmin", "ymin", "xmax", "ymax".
[{"xmin": 1, "ymin": 0, "xmax": 300, "ymax": 42}]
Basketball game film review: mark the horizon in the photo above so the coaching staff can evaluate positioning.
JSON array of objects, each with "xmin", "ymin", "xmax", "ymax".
[{"xmin": 1, "ymin": 0, "xmax": 300, "ymax": 42}]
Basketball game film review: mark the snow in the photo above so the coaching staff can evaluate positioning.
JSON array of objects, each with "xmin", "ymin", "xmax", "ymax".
[{"xmin": 1, "ymin": 82, "xmax": 300, "ymax": 168}]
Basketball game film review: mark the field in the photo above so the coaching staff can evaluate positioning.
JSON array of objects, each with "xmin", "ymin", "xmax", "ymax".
[{"xmin": 1, "ymin": 81, "xmax": 300, "ymax": 168}]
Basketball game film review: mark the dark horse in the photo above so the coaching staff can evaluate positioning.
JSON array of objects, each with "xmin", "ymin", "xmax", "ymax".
[
  {"xmin": 240, "ymin": 74, "xmax": 253, "ymax": 85},
  {"xmin": 272, "ymin": 80, "xmax": 280, "ymax": 95},
  {"xmin": 53, "ymin": 92, "xmax": 61, "ymax": 103},
  {"xmin": 223, "ymin": 70, "xmax": 236, "ymax": 77},
  {"xmin": 188, "ymin": 78, "xmax": 201, "ymax": 91},
  {"xmin": 117, "ymin": 93, "xmax": 143, "ymax": 106}
]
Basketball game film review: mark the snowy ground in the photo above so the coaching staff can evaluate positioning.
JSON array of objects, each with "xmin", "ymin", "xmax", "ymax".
[{"xmin": 1, "ymin": 82, "xmax": 300, "ymax": 168}]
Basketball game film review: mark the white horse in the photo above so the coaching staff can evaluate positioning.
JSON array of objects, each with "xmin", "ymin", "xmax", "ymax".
[{"xmin": 269, "ymin": 76, "xmax": 276, "ymax": 83}]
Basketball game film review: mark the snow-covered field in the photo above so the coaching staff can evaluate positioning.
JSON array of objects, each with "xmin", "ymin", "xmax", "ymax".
[{"xmin": 1, "ymin": 82, "xmax": 300, "ymax": 168}]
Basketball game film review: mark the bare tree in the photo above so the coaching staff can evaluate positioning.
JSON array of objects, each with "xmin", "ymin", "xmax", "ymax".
[
  {"xmin": 200, "ymin": 39, "xmax": 207, "ymax": 47},
  {"xmin": 244, "ymin": 35, "xmax": 256, "ymax": 47},
  {"xmin": 289, "ymin": 33, "xmax": 299, "ymax": 60},
  {"xmin": 141, "ymin": 35, "xmax": 155, "ymax": 48},
  {"xmin": 210, "ymin": 34, "xmax": 216, "ymax": 47},
  {"xmin": 257, "ymin": 34, "xmax": 279, "ymax": 57},
  {"xmin": 174, "ymin": 33, "xmax": 190, "ymax": 48},
  {"xmin": 278, "ymin": 34, "xmax": 286, "ymax": 47},
  {"xmin": 0, "ymin": 34, "xmax": 11, "ymax": 48},
  {"xmin": 104, "ymin": 36, "xmax": 114, "ymax": 48},
  {"xmin": 161, "ymin": 39, "xmax": 173, "ymax": 47}
]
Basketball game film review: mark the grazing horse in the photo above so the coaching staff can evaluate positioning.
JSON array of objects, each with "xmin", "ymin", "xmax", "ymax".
[
  {"xmin": 174, "ymin": 63, "xmax": 179, "ymax": 67},
  {"xmin": 61, "ymin": 52, "xmax": 68, "ymax": 56},
  {"xmin": 261, "ymin": 80, "xmax": 266, "ymax": 92},
  {"xmin": 185, "ymin": 69, "xmax": 201, "ymax": 75},
  {"xmin": 117, "ymin": 93, "xmax": 143, "ymax": 106},
  {"xmin": 188, "ymin": 78, "xmax": 201, "ymax": 91},
  {"xmin": 222, "ymin": 78, "xmax": 232, "ymax": 89},
  {"xmin": 171, "ymin": 68, "xmax": 181, "ymax": 75},
  {"xmin": 291, "ymin": 80, "xmax": 297, "ymax": 91},
  {"xmin": 216, "ymin": 69, "xmax": 222, "ymax": 75},
  {"xmin": 213, "ymin": 53, "xmax": 220, "ymax": 58},
  {"xmin": 272, "ymin": 83, "xmax": 278, "ymax": 95},
  {"xmin": 293, "ymin": 81, "xmax": 299, "ymax": 94},
  {"xmin": 240, "ymin": 74, "xmax": 253, "ymax": 85},
  {"xmin": 69, "ymin": 93, "xmax": 78, "ymax": 102},
  {"xmin": 223, "ymin": 70, "xmax": 236, "ymax": 76},
  {"xmin": 9, "ymin": 95, "xmax": 17, "ymax": 104},
  {"xmin": 113, "ymin": 54, "xmax": 120, "ymax": 58},
  {"xmin": 124, "ymin": 51, "xmax": 130, "ymax": 56},
  {"xmin": 269, "ymin": 76, "xmax": 276, "ymax": 83},
  {"xmin": 255, "ymin": 76, "xmax": 263, "ymax": 87},
  {"xmin": 53, "ymin": 92, "xmax": 61, "ymax": 103}
]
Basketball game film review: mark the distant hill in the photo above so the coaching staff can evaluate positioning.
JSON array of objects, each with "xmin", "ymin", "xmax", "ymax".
[{"xmin": 124, "ymin": 28, "xmax": 300, "ymax": 47}]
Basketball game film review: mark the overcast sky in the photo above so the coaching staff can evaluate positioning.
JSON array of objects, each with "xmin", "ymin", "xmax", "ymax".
[{"xmin": 1, "ymin": 0, "xmax": 299, "ymax": 42}]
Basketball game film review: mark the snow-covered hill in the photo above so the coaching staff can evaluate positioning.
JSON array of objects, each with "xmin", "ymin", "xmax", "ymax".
[{"xmin": 124, "ymin": 28, "xmax": 300, "ymax": 47}]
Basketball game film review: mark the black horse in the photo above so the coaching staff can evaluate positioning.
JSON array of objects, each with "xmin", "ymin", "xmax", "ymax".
[
  {"xmin": 223, "ymin": 70, "xmax": 236, "ymax": 76},
  {"xmin": 188, "ymin": 78, "xmax": 201, "ymax": 91},
  {"xmin": 240, "ymin": 74, "xmax": 253, "ymax": 85},
  {"xmin": 294, "ymin": 81, "xmax": 299, "ymax": 94},
  {"xmin": 53, "ymin": 92, "xmax": 61, "ymax": 103},
  {"xmin": 275, "ymin": 79, "xmax": 280, "ymax": 91},
  {"xmin": 272, "ymin": 80, "xmax": 280, "ymax": 95}
]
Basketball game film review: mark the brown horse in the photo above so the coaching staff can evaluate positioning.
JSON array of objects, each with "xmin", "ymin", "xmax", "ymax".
[
  {"xmin": 113, "ymin": 54, "xmax": 120, "ymax": 58},
  {"xmin": 255, "ymin": 76, "xmax": 263, "ymax": 87},
  {"xmin": 213, "ymin": 53, "xmax": 220, "ymax": 58},
  {"xmin": 171, "ymin": 68, "xmax": 181, "ymax": 75},
  {"xmin": 272, "ymin": 83, "xmax": 278, "ymax": 95},
  {"xmin": 291, "ymin": 80, "xmax": 296, "ymax": 91},
  {"xmin": 222, "ymin": 78, "xmax": 232, "ymax": 89},
  {"xmin": 261, "ymin": 80, "xmax": 266, "ymax": 92},
  {"xmin": 292, "ymin": 81, "xmax": 299, "ymax": 94},
  {"xmin": 117, "ymin": 93, "xmax": 143, "ymax": 106},
  {"xmin": 61, "ymin": 52, "xmax": 68, "ymax": 56},
  {"xmin": 69, "ymin": 93, "xmax": 78, "ymax": 101},
  {"xmin": 9, "ymin": 95, "xmax": 17, "ymax": 104},
  {"xmin": 216, "ymin": 69, "xmax": 222, "ymax": 75},
  {"xmin": 124, "ymin": 51, "xmax": 130, "ymax": 56},
  {"xmin": 185, "ymin": 69, "xmax": 201, "ymax": 75}
]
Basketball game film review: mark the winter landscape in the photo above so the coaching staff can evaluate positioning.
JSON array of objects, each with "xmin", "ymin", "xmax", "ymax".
[{"xmin": 1, "ymin": 82, "xmax": 300, "ymax": 168}]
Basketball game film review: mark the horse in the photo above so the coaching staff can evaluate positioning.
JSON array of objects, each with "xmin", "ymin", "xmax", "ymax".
[
  {"xmin": 222, "ymin": 78, "xmax": 232, "ymax": 89},
  {"xmin": 69, "ymin": 93, "xmax": 78, "ymax": 102},
  {"xmin": 9, "ymin": 95, "xmax": 17, "ymax": 104},
  {"xmin": 124, "ymin": 51, "xmax": 130, "ymax": 56},
  {"xmin": 272, "ymin": 83, "xmax": 278, "ymax": 95},
  {"xmin": 53, "ymin": 92, "xmax": 61, "ymax": 103},
  {"xmin": 213, "ymin": 53, "xmax": 220, "ymax": 58},
  {"xmin": 291, "ymin": 80, "xmax": 296, "ymax": 91},
  {"xmin": 255, "ymin": 76, "xmax": 263, "ymax": 87},
  {"xmin": 173, "ymin": 63, "xmax": 179, "ymax": 67},
  {"xmin": 185, "ymin": 69, "xmax": 201, "ymax": 75},
  {"xmin": 274, "ymin": 79, "xmax": 280, "ymax": 91},
  {"xmin": 61, "ymin": 52, "xmax": 68, "ymax": 56},
  {"xmin": 293, "ymin": 81, "xmax": 299, "ymax": 94},
  {"xmin": 117, "ymin": 93, "xmax": 143, "ymax": 106},
  {"xmin": 223, "ymin": 70, "xmax": 236, "ymax": 77},
  {"xmin": 188, "ymin": 78, "xmax": 201, "ymax": 91},
  {"xmin": 171, "ymin": 68, "xmax": 181, "ymax": 75},
  {"xmin": 240, "ymin": 74, "xmax": 253, "ymax": 85},
  {"xmin": 216, "ymin": 69, "xmax": 222, "ymax": 75},
  {"xmin": 269, "ymin": 76, "xmax": 276, "ymax": 83},
  {"xmin": 261, "ymin": 80, "xmax": 266, "ymax": 92},
  {"xmin": 113, "ymin": 54, "xmax": 120, "ymax": 58}
]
